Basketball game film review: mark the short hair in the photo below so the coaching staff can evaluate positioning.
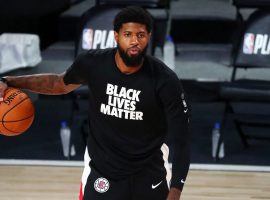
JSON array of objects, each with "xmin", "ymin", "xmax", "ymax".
[{"xmin": 113, "ymin": 6, "xmax": 153, "ymax": 33}]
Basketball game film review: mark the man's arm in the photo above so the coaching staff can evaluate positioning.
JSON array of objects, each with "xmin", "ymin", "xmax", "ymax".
[
  {"xmin": 0, "ymin": 72, "xmax": 80, "ymax": 98},
  {"xmin": 158, "ymin": 76, "xmax": 191, "ymax": 200}
]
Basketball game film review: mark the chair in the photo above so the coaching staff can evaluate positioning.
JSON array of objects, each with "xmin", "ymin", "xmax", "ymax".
[
  {"xmin": 216, "ymin": 5, "xmax": 270, "ymax": 159},
  {"xmin": 233, "ymin": 0, "xmax": 270, "ymax": 8}
]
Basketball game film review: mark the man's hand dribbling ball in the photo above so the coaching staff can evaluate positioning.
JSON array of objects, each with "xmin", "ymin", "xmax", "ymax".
[
  {"xmin": 0, "ymin": 87, "xmax": 35, "ymax": 136},
  {"xmin": 0, "ymin": 79, "xmax": 8, "ymax": 102}
]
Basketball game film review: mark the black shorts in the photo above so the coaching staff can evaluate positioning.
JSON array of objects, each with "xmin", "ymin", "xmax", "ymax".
[{"xmin": 79, "ymin": 145, "xmax": 171, "ymax": 200}]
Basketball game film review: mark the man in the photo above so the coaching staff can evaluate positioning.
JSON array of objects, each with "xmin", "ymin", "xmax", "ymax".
[{"xmin": 0, "ymin": 6, "xmax": 190, "ymax": 200}]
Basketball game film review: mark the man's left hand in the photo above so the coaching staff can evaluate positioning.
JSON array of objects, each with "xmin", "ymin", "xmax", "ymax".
[{"xmin": 167, "ymin": 187, "xmax": 181, "ymax": 200}]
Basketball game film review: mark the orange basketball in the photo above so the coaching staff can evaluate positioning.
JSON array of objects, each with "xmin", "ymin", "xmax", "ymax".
[{"xmin": 0, "ymin": 87, "xmax": 35, "ymax": 136}]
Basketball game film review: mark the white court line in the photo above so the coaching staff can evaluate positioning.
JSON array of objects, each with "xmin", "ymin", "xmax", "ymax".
[
  {"xmin": 0, "ymin": 159, "xmax": 270, "ymax": 172},
  {"xmin": 190, "ymin": 164, "xmax": 270, "ymax": 172},
  {"xmin": 0, "ymin": 159, "xmax": 84, "ymax": 167}
]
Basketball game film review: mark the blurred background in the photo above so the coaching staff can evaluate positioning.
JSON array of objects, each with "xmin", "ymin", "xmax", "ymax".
[{"xmin": 0, "ymin": 0, "xmax": 270, "ymax": 168}]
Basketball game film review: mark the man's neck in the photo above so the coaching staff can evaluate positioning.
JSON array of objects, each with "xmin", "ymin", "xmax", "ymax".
[{"xmin": 115, "ymin": 51, "xmax": 143, "ymax": 75}]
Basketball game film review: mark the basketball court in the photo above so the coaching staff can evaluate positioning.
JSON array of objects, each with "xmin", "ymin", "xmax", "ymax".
[{"xmin": 0, "ymin": 161, "xmax": 270, "ymax": 200}]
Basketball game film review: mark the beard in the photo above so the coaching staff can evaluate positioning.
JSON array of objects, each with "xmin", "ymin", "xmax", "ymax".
[{"xmin": 117, "ymin": 44, "xmax": 147, "ymax": 67}]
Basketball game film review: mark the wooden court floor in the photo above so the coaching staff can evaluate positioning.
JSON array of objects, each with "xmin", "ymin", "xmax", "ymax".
[{"xmin": 0, "ymin": 165, "xmax": 269, "ymax": 200}]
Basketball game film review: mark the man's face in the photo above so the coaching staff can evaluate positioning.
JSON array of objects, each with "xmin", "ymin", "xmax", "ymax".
[{"xmin": 114, "ymin": 22, "xmax": 151, "ymax": 67}]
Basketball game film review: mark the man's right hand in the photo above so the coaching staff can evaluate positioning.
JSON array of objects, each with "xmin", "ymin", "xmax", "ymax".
[{"xmin": 0, "ymin": 81, "xmax": 8, "ymax": 102}]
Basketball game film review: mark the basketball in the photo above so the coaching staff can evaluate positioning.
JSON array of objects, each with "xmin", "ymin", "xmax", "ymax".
[{"xmin": 0, "ymin": 87, "xmax": 35, "ymax": 136}]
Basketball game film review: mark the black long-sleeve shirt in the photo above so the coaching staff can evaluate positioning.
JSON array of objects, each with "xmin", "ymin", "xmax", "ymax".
[{"xmin": 63, "ymin": 48, "xmax": 190, "ymax": 190}]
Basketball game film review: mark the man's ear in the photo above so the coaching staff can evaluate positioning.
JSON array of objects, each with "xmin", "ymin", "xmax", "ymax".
[{"xmin": 114, "ymin": 31, "xmax": 119, "ymax": 43}]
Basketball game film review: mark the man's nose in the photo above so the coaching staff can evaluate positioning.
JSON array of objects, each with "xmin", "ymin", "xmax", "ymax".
[{"xmin": 130, "ymin": 35, "xmax": 139, "ymax": 44}]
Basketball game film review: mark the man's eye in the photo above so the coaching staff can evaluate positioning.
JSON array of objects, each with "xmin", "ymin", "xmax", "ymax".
[
  {"xmin": 124, "ymin": 33, "xmax": 131, "ymax": 37},
  {"xmin": 138, "ymin": 34, "xmax": 145, "ymax": 38}
]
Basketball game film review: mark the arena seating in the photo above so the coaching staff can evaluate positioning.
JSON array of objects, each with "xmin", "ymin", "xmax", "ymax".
[
  {"xmin": 0, "ymin": 0, "xmax": 71, "ymax": 48},
  {"xmin": 216, "ymin": 3, "xmax": 270, "ymax": 159}
]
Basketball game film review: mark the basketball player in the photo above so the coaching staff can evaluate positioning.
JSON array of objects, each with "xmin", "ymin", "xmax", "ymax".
[{"xmin": 0, "ymin": 6, "xmax": 190, "ymax": 200}]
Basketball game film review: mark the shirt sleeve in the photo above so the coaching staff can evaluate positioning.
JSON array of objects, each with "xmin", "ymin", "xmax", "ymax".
[
  {"xmin": 158, "ymin": 75, "xmax": 191, "ymax": 191},
  {"xmin": 63, "ymin": 52, "xmax": 90, "ymax": 85}
]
